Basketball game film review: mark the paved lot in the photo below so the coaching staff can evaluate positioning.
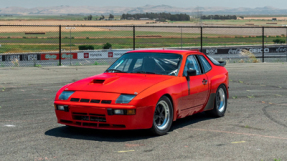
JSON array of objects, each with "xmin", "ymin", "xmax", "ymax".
[{"xmin": 0, "ymin": 63, "xmax": 287, "ymax": 161}]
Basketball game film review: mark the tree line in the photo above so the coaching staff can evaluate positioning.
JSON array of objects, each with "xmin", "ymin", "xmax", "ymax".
[
  {"xmin": 84, "ymin": 14, "xmax": 114, "ymax": 20},
  {"xmin": 201, "ymin": 15, "xmax": 237, "ymax": 20},
  {"xmin": 121, "ymin": 12, "xmax": 190, "ymax": 21}
]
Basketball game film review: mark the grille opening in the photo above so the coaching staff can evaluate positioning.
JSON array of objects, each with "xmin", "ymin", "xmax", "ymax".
[
  {"xmin": 72, "ymin": 112, "xmax": 87, "ymax": 115},
  {"xmin": 90, "ymin": 99, "xmax": 100, "ymax": 103},
  {"xmin": 80, "ymin": 99, "xmax": 90, "ymax": 103},
  {"xmin": 101, "ymin": 100, "xmax": 112, "ymax": 104},
  {"xmin": 90, "ymin": 117, "xmax": 106, "ymax": 122},
  {"xmin": 72, "ymin": 113, "xmax": 106, "ymax": 122},
  {"xmin": 73, "ymin": 115, "xmax": 89, "ymax": 121},
  {"xmin": 76, "ymin": 122, "xmax": 81, "ymax": 126},
  {"xmin": 112, "ymin": 124, "xmax": 126, "ymax": 128},
  {"xmin": 89, "ymin": 113, "xmax": 105, "ymax": 117},
  {"xmin": 83, "ymin": 123, "xmax": 98, "ymax": 127},
  {"xmin": 60, "ymin": 120, "xmax": 73, "ymax": 124},
  {"xmin": 99, "ymin": 124, "xmax": 110, "ymax": 127},
  {"xmin": 70, "ymin": 98, "xmax": 80, "ymax": 102},
  {"xmin": 92, "ymin": 79, "xmax": 105, "ymax": 84}
]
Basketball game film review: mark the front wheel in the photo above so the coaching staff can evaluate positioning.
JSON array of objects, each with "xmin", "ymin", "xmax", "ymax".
[
  {"xmin": 150, "ymin": 96, "xmax": 173, "ymax": 136},
  {"xmin": 207, "ymin": 85, "xmax": 227, "ymax": 117}
]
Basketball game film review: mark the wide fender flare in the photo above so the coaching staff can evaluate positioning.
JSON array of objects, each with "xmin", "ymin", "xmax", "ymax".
[
  {"xmin": 135, "ymin": 78, "xmax": 183, "ymax": 123},
  {"xmin": 209, "ymin": 74, "xmax": 228, "ymax": 96}
]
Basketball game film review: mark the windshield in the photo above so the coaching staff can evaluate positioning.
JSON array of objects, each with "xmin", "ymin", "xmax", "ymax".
[{"xmin": 106, "ymin": 53, "xmax": 182, "ymax": 76}]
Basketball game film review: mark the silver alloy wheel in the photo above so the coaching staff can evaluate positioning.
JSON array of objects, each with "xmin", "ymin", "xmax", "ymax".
[
  {"xmin": 154, "ymin": 100, "xmax": 170, "ymax": 130},
  {"xmin": 216, "ymin": 88, "xmax": 226, "ymax": 113}
]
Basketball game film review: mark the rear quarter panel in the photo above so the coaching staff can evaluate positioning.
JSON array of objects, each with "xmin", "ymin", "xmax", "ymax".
[{"xmin": 206, "ymin": 66, "xmax": 229, "ymax": 96}]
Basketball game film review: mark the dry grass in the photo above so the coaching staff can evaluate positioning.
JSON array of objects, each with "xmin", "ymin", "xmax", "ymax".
[
  {"xmin": 0, "ymin": 20, "xmax": 154, "ymax": 33},
  {"xmin": 11, "ymin": 58, "xmax": 19, "ymax": 67},
  {"xmin": 244, "ymin": 17, "xmax": 287, "ymax": 20},
  {"xmin": 241, "ymin": 49, "xmax": 260, "ymax": 63}
]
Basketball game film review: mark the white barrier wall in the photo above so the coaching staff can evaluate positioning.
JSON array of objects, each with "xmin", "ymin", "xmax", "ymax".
[{"xmin": 77, "ymin": 50, "xmax": 129, "ymax": 59}]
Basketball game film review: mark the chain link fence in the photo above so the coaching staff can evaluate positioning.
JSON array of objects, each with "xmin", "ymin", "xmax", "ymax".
[{"xmin": 0, "ymin": 25, "xmax": 286, "ymax": 67}]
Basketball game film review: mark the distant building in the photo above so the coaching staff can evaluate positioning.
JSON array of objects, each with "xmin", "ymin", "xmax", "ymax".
[
  {"xmin": 127, "ymin": 17, "xmax": 135, "ymax": 20},
  {"xmin": 139, "ymin": 18, "xmax": 150, "ymax": 20}
]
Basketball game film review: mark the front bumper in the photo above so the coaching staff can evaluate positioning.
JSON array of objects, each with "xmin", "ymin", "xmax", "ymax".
[{"xmin": 54, "ymin": 101, "xmax": 154, "ymax": 130}]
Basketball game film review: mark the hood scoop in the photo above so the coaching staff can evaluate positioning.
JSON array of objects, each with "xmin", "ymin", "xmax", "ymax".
[
  {"xmin": 90, "ymin": 76, "xmax": 120, "ymax": 85},
  {"xmin": 92, "ymin": 79, "xmax": 105, "ymax": 84}
]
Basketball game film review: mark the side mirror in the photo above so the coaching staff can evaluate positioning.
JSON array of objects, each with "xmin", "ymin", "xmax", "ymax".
[
  {"xmin": 186, "ymin": 69, "xmax": 196, "ymax": 81},
  {"xmin": 187, "ymin": 69, "xmax": 196, "ymax": 76}
]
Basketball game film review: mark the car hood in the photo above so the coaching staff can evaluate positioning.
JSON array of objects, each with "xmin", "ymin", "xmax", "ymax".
[{"xmin": 66, "ymin": 73, "xmax": 173, "ymax": 94}]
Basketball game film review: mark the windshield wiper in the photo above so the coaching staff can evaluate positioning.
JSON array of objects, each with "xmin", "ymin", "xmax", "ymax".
[{"xmin": 106, "ymin": 69, "xmax": 126, "ymax": 73}]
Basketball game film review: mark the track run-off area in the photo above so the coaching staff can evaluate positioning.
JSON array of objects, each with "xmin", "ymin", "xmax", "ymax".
[{"xmin": 0, "ymin": 63, "xmax": 287, "ymax": 160}]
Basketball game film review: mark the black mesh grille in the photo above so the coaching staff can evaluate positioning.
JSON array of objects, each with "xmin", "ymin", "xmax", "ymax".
[{"xmin": 72, "ymin": 112, "xmax": 106, "ymax": 122}]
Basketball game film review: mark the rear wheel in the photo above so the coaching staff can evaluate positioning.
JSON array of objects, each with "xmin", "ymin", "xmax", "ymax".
[
  {"xmin": 207, "ymin": 85, "xmax": 227, "ymax": 117},
  {"xmin": 150, "ymin": 96, "xmax": 173, "ymax": 136}
]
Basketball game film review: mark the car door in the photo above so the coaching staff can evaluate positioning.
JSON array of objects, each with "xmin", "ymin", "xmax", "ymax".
[{"xmin": 178, "ymin": 55, "xmax": 209, "ymax": 114}]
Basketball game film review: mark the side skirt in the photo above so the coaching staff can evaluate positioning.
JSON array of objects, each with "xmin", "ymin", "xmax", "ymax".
[{"xmin": 203, "ymin": 93, "xmax": 216, "ymax": 111}]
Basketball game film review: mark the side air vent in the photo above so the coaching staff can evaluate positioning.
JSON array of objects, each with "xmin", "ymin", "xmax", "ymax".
[
  {"xmin": 70, "ymin": 98, "xmax": 80, "ymax": 102},
  {"xmin": 80, "ymin": 99, "xmax": 90, "ymax": 102},
  {"xmin": 101, "ymin": 100, "xmax": 112, "ymax": 104},
  {"xmin": 91, "ymin": 99, "xmax": 101, "ymax": 103}
]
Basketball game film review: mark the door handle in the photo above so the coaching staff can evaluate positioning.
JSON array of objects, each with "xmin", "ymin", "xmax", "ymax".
[{"xmin": 202, "ymin": 79, "xmax": 207, "ymax": 85}]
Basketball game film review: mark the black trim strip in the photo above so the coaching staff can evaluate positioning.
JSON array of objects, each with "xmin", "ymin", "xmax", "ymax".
[
  {"xmin": 203, "ymin": 93, "xmax": 216, "ymax": 111},
  {"xmin": 195, "ymin": 55, "xmax": 205, "ymax": 74},
  {"xmin": 187, "ymin": 80, "xmax": 190, "ymax": 95}
]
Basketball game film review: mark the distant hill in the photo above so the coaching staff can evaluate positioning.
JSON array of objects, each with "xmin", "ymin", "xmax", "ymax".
[{"xmin": 0, "ymin": 5, "xmax": 287, "ymax": 15}]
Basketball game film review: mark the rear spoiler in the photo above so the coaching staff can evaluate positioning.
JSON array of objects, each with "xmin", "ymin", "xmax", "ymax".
[{"xmin": 218, "ymin": 61, "xmax": 226, "ymax": 66}]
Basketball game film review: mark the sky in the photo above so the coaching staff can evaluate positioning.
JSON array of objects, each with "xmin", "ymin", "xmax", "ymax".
[{"xmin": 0, "ymin": 0, "xmax": 286, "ymax": 8}]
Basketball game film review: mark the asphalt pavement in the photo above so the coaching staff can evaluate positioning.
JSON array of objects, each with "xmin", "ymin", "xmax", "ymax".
[{"xmin": 0, "ymin": 63, "xmax": 287, "ymax": 161}]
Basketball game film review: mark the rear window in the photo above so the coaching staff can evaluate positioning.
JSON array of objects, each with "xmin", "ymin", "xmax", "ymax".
[{"xmin": 207, "ymin": 55, "xmax": 220, "ymax": 65}]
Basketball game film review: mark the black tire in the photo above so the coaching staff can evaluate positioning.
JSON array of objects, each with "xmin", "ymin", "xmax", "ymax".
[
  {"xmin": 150, "ymin": 96, "xmax": 173, "ymax": 136},
  {"xmin": 206, "ymin": 85, "xmax": 227, "ymax": 117}
]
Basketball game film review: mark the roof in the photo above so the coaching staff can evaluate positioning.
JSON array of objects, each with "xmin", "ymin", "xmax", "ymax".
[{"xmin": 127, "ymin": 49, "xmax": 202, "ymax": 56}]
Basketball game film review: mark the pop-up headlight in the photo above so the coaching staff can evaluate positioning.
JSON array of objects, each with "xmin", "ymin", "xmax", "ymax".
[
  {"xmin": 115, "ymin": 94, "xmax": 136, "ymax": 104},
  {"xmin": 58, "ymin": 91, "xmax": 75, "ymax": 100}
]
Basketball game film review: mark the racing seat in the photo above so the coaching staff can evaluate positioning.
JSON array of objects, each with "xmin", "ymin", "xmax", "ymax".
[{"xmin": 143, "ymin": 58, "xmax": 162, "ymax": 74}]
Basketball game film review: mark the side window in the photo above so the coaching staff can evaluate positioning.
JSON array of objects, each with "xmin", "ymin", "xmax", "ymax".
[
  {"xmin": 183, "ymin": 55, "xmax": 201, "ymax": 76},
  {"xmin": 198, "ymin": 55, "xmax": 212, "ymax": 73}
]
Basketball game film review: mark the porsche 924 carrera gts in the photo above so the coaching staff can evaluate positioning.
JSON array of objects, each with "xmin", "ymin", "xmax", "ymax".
[{"xmin": 54, "ymin": 50, "xmax": 229, "ymax": 135}]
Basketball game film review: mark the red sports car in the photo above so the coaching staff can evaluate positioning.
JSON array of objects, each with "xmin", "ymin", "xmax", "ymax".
[{"xmin": 54, "ymin": 50, "xmax": 229, "ymax": 135}]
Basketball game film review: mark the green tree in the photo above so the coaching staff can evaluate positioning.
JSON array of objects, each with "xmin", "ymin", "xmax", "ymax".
[
  {"xmin": 99, "ymin": 15, "xmax": 105, "ymax": 20},
  {"xmin": 109, "ymin": 14, "xmax": 114, "ymax": 19},
  {"xmin": 103, "ymin": 42, "xmax": 112, "ymax": 49},
  {"xmin": 87, "ymin": 15, "xmax": 92, "ymax": 20}
]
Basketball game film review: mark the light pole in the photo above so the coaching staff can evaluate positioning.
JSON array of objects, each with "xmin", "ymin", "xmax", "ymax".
[
  {"xmin": 65, "ymin": 27, "xmax": 76, "ymax": 65},
  {"xmin": 181, "ymin": 27, "xmax": 182, "ymax": 49}
]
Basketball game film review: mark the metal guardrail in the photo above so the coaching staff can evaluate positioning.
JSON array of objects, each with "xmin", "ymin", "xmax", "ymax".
[{"xmin": 0, "ymin": 25, "xmax": 286, "ymax": 66}]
